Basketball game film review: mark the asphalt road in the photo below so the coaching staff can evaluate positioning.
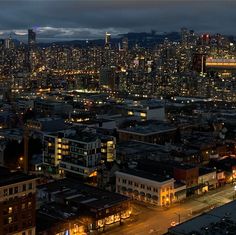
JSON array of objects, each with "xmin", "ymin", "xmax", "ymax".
[{"xmin": 103, "ymin": 184, "xmax": 236, "ymax": 235}]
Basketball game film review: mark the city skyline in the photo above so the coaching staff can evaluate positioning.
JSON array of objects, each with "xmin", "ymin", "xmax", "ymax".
[{"xmin": 0, "ymin": 0, "xmax": 235, "ymax": 41}]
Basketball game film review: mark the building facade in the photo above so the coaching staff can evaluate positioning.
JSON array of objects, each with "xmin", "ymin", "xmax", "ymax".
[
  {"xmin": 116, "ymin": 170, "xmax": 178, "ymax": 206},
  {"xmin": 0, "ymin": 168, "xmax": 36, "ymax": 235}
]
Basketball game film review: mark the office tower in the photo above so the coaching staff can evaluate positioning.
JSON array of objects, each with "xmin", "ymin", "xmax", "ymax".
[
  {"xmin": 4, "ymin": 36, "xmax": 14, "ymax": 49},
  {"xmin": 122, "ymin": 37, "xmax": 128, "ymax": 51},
  {"xmin": 0, "ymin": 167, "xmax": 36, "ymax": 235},
  {"xmin": 28, "ymin": 29, "xmax": 36, "ymax": 46},
  {"xmin": 105, "ymin": 32, "xmax": 111, "ymax": 49},
  {"xmin": 181, "ymin": 27, "xmax": 189, "ymax": 45}
]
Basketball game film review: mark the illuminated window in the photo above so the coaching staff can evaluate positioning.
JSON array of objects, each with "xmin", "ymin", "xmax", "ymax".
[
  {"xmin": 140, "ymin": 112, "xmax": 147, "ymax": 118},
  {"xmin": 8, "ymin": 207, "xmax": 12, "ymax": 214},
  {"xmin": 8, "ymin": 217, "xmax": 12, "ymax": 224},
  {"xmin": 28, "ymin": 202, "xmax": 32, "ymax": 207}
]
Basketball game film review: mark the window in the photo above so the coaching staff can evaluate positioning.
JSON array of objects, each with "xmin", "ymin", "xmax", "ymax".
[
  {"xmin": 28, "ymin": 201, "xmax": 32, "ymax": 207},
  {"xmin": 9, "ymin": 188, "xmax": 13, "ymax": 195},
  {"xmin": 8, "ymin": 217, "xmax": 13, "ymax": 224},
  {"xmin": 4, "ymin": 189, "xmax": 8, "ymax": 196},
  {"xmin": 140, "ymin": 184, "xmax": 145, "ymax": 189},
  {"xmin": 22, "ymin": 203, "xmax": 25, "ymax": 210},
  {"xmin": 147, "ymin": 186, "xmax": 151, "ymax": 191},
  {"xmin": 14, "ymin": 187, "xmax": 18, "ymax": 194},
  {"xmin": 8, "ymin": 207, "xmax": 12, "ymax": 214},
  {"xmin": 128, "ymin": 180, "xmax": 133, "ymax": 185},
  {"xmin": 22, "ymin": 184, "xmax": 26, "ymax": 191},
  {"xmin": 122, "ymin": 179, "xmax": 127, "ymax": 184},
  {"xmin": 153, "ymin": 188, "xmax": 158, "ymax": 193},
  {"xmin": 134, "ymin": 182, "xmax": 139, "ymax": 187},
  {"xmin": 28, "ymin": 183, "xmax": 32, "ymax": 190}
]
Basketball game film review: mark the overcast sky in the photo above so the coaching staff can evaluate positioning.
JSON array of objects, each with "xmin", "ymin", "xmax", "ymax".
[{"xmin": 0, "ymin": 0, "xmax": 235, "ymax": 41}]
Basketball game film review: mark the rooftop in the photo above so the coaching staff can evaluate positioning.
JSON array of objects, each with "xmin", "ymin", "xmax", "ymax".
[
  {"xmin": 118, "ymin": 122, "xmax": 177, "ymax": 135},
  {"xmin": 169, "ymin": 200, "xmax": 236, "ymax": 235},
  {"xmin": 38, "ymin": 178, "xmax": 129, "ymax": 210},
  {"xmin": 118, "ymin": 168, "xmax": 173, "ymax": 183},
  {"xmin": 0, "ymin": 167, "xmax": 35, "ymax": 187}
]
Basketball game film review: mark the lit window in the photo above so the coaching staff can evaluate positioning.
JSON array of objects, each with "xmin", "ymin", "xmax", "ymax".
[
  {"xmin": 8, "ymin": 207, "xmax": 12, "ymax": 214},
  {"xmin": 28, "ymin": 202, "xmax": 32, "ymax": 207},
  {"xmin": 140, "ymin": 112, "xmax": 147, "ymax": 118},
  {"xmin": 8, "ymin": 217, "xmax": 12, "ymax": 224}
]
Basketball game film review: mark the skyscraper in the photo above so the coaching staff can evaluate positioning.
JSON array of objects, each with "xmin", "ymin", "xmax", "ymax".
[
  {"xmin": 105, "ymin": 32, "xmax": 111, "ymax": 49},
  {"xmin": 122, "ymin": 37, "xmax": 128, "ymax": 51},
  {"xmin": 28, "ymin": 29, "xmax": 36, "ymax": 46}
]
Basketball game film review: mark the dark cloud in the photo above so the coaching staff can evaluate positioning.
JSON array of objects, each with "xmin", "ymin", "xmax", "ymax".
[{"xmin": 0, "ymin": 0, "xmax": 235, "ymax": 41}]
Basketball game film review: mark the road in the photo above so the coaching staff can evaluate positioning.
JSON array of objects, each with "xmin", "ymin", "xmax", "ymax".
[{"xmin": 103, "ymin": 184, "xmax": 236, "ymax": 235}]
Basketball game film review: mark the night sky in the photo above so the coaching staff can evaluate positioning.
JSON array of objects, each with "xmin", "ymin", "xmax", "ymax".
[{"xmin": 0, "ymin": 0, "xmax": 235, "ymax": 41}]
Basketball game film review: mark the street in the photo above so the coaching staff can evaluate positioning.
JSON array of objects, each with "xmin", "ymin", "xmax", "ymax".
[{"xmin": 103, "ymin": 184, "xmax": 236, "ymax": 235}]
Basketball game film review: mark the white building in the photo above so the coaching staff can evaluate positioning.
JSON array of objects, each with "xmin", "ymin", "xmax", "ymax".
[{"xmin": 116, "ymin": 170, "xmax": 186, "ymax": 206}]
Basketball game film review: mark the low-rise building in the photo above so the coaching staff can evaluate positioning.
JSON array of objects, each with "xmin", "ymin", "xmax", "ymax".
[
  {"xmin": 37, "ymin": 178, "xmax": 131, "ymax": 234},
  {"xmin": 0, "ymin": 167, "xmax": 37, "ymax": 235},
  {"xmin": 198, "ymin": 168, "xmax": 217, "ymax": 194},
  {"xmin": 168, "ymin": 200, "xmax": 236, "ymax": 235},
  {"xmin": 118, "ymin": 121, "xmax": 178, "ymax": 145},
  {"xmin": 116, "ymin": 169, "xmax": 186, "ymax": 206}
]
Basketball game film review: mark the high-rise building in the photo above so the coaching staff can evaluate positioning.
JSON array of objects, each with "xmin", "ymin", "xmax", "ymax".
[
  {"xmin": 4, "ymin": 36, "xmax": 14, "ymax": 49},
  {"xmin": 0, "ymin": 167, "xmax": 36, "ymax": 235},
  {"xmin": 28, "ymin": 29, "xmax": 36, "ymax": 46},
  {"xmin": 105, "ymin": 32, "xmax": 111, "ymax": 49},
  {"xmin": 122, "ymin": 37, "xmax": 128, "ymax": 51}
]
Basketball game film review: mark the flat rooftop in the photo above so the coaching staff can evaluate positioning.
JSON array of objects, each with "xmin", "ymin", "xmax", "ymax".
[
  {"xmin": 118, "ymin": 122, "xmax": 177, "ymax": 135},
  {"xmin": 38, "ymin": 178, "xmax": 129, "ymax": 210},
  {"xmin": 169, "ymin": 200, "xmax": 236, "ymax": 235},
  {"xmin": 0, "ymin": 167, "xmax": 35, "ymax": 187},
  {"xmin": 118, "ymin": 169, "xmax": 173, "ymax": 183},
  {"xmin": 117, "ymin": 140, "xmax": 170, "ymax": 155}
]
